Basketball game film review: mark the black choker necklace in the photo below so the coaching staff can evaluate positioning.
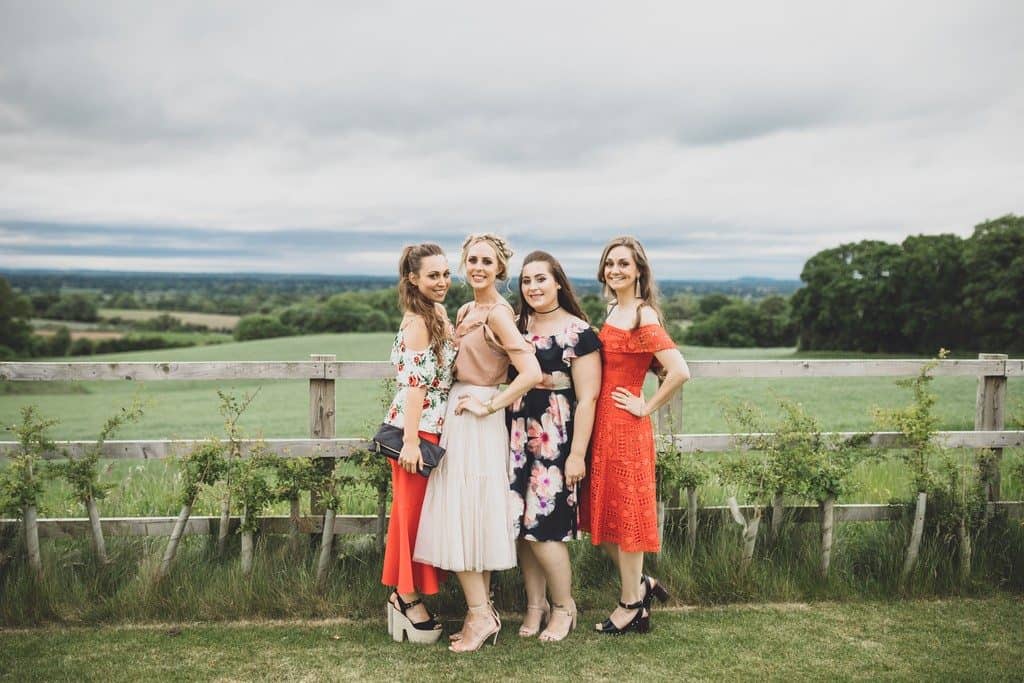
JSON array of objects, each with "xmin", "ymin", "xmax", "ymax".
[{"xmin": 534, "ymin": 305, "xmax": 561, "ymax": 315}]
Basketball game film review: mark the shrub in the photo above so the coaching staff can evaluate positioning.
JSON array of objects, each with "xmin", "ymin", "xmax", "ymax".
[
  {"xmin": 69, "ymin": 338, "xmax": 95, "ymax": 356},
  {"xmin": 234, "ymin": 314, "xmax": 294, "ymax": 341}
]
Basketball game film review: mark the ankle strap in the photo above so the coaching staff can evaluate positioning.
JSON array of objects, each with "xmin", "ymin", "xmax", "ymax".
[
  {"xmin": 394, "ymin": 593, "xmax": 422, "ymax": 609},
  {"xmin": 618, "ymin": 600, "xmax": 644, "ymax": 610},
  {"xmin": 468, "ymin": 603, "xmax": 492, "ymax": 614}
]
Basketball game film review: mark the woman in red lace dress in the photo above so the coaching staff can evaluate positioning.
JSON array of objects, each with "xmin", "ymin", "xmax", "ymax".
[{"xmin": 579, "ymin": 235, "xmax": 690, "ymax": 635}]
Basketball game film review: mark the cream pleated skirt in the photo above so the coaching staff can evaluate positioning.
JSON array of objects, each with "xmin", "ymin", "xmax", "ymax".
[{"xmin": 413, "ymin": 382, "xmax": 517, "ymax": 572}]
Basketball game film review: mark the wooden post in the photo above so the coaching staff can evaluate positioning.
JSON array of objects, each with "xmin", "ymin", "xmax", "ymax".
[
  {"xmin": 685, "ymin": 487, "xmax": 698, "ymax": 553},
  {"xmin": 655, "ymin": 385, "xmax": 684, "ymax": 509},
  {"xmin": 309, "ymin": 354, "xmax": 336, "ymax": 517},
  {"xmin": 975, "ymin": 353, "xmax": 1007, "ymax": 502},
  {"xmin": 655, "ymin": 382, "xmax": 683, "ymax": 556}
]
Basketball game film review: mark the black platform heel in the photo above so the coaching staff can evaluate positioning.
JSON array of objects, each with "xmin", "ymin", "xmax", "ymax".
[
  {"xmin": 595, "ymin": 599, "xmax": 650, "ymax": 635},
  {"xmin": 389, "ymin": 591, "xmax": 443, "ymax": 643},
  {"xmin": 641, "ymin": 575, "xmax": 670, "ymax": 610}
]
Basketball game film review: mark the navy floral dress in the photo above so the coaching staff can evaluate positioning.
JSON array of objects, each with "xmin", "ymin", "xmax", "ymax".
[{"xmin": 507, "ymin": 319, "xmax": 601, "ymax": 542}]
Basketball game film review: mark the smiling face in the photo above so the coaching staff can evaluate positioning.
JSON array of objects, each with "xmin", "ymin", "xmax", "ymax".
[
  {"xmin": 464, "ymin": 240, "xmax": 500, "ymax": 291},
  {"xmin": 520, "ymin": 260, "xmax": 560, "ymax": 313},
  {"xmin": 409, "ymin": 254, "xmax": 450, "ymax": 303},
  {"xmin": 603, "ymin": 245, "xmax": 640, "ymax": 295}
]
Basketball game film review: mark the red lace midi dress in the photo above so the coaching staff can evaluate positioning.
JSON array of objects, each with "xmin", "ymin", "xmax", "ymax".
[{"xmin": 579, "ymin": 323, "xmax": 676, "ymax": 553}]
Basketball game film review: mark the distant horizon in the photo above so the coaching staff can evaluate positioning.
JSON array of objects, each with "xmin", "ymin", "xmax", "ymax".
[{"xmin": 0, "ymin": 265, "xmax": 802, "ymax": 285}]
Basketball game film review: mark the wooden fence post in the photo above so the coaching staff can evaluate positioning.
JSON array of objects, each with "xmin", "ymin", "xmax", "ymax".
[
  {"xmin": 309, "ymin": 354, "xmax": 336, "ymax": 518},
  {"xmin": 655, "ymin": 383, "xmax": 684, "ymax": 553},
  {"xmin": 975, "ymin": 353, "xmax": 1007, "ymax": 502}
]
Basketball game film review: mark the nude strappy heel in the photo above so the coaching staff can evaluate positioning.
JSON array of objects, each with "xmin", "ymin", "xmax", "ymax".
[
  {"xmin": 518, "ymin": 601, "xmax": 551, "ymax": 637},
  {"xmin": 539, "ymin": 600, "xmax": 577, "ymax": 642},
  {"xmin": 448, "ymin": 603, "xmax": 500, "ymax": 653}
]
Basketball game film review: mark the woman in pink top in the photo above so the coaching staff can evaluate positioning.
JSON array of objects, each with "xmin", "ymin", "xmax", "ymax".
[{"xmin": 414, "ymin": 233, "xmax": 542, "ymax": 653}]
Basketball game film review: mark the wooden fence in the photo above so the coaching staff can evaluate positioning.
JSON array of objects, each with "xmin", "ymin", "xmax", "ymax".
[{"xmin": 1, "ymin": 353, "xmax": 1022, "ymax": 539}]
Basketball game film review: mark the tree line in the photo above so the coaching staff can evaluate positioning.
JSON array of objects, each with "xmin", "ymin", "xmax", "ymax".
[
  {"xmin": 2, "ymin": 214, "xmax": 1019, "ymax": 355},
  {"xmin": 792, "ymin": 214, "xmax": 1023, "ymax": 353}
]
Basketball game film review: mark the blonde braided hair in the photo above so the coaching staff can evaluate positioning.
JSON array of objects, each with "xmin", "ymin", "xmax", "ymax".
[{"xmin": 460, "ymin": 232, "xmax": 514, "ymax": 280}]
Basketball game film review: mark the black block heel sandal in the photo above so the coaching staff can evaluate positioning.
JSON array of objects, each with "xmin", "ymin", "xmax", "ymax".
[{"xmin": 595, "ymin": 600, "xmax": 650, "ymax": 635}]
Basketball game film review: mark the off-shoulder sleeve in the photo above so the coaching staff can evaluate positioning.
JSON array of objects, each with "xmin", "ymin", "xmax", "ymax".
[
  {"xmin": 636, "ymin": 324, "xmax": 676, "ymax": 353},
  {"xmin": 394, "ymin": 347, "xmax": 436, "ymax": 389},
  {"xmin": 574, "ymin": 326, "xmax": 601, "ymax": 357},
  {"xmin": 560, "ymin": 323, "xmax": 601, "ymax": 365}
]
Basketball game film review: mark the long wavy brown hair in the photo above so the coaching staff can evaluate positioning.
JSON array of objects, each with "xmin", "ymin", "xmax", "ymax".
[
  {"xmin": 597, "ymin": 235, "xmax": 664, "ymax": 328},
  {"xmin": 515, "ymin": 251, "xmax": 588, "ymax": 334},
  {"xmin": 398, "ymin": 243, "xmax": 450, "ymax": 361}
]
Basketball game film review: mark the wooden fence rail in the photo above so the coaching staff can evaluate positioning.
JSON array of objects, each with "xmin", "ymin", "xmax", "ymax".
[
  {"xmin": 2, "ymin": 430, "xmax": 1022, "ymax": 461},
  {"xmin": 2, "ymin": 358, "xmax": 1023, "ymax": 382},
  {"xmin": 4, "ymin": 502, "xmax": 1022, "ymax": 542},
  {"xmin": 1, "ymin": 354, "xmax": 1020, "ymax": 542}
]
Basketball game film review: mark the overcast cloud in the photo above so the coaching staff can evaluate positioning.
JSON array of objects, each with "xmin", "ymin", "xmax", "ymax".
[{"xmin": 0, "ymin": 1, "xmax": 1021, "ymax": 279}]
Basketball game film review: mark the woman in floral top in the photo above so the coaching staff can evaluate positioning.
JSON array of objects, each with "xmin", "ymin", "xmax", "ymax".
[
  {"xmin": 508, "ymin": 251, "xmax": 601, "ymax": 642},
  {"xmin": 381, "ymin": 243, "xmax": 457, "ymax": 645}
]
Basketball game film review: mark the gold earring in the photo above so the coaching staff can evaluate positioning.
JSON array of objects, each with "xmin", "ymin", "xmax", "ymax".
[{"xmin": 635, "ymin": 279, "xmax": 641, "ymax": 298}]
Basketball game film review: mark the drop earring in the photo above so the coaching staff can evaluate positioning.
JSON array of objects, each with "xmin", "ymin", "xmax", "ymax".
[{"xmin": 635, "ymin": 279, "xmax": 641, "ymax": 299}]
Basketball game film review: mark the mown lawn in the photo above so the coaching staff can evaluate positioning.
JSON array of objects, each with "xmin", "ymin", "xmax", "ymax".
[{"xmin": 1, "ymin": 596, "xmax": 1021, "ymax": 681}]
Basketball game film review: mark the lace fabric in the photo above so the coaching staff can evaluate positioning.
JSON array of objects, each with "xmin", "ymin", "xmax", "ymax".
[{"xmin": 579, "ymin": 323, "xmax": 676, "ymax": 553}]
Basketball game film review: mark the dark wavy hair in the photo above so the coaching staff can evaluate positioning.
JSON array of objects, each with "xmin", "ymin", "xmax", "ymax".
[
  {"xmin": 515, "ymin": 250, "xmax": 588, "ymax": 334},
  {"xmin": 596, "ymin": 235, "xmax": 664, "ymax": 328},
  {"xmin": 397, "ymin": 243, "xmax": 450, "ymax": 361}
]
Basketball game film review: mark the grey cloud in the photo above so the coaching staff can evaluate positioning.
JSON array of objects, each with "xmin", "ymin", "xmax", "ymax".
[
  {"xmin": 0, "ymin": 219, "xmax": 808, "ymax": 279},
  {"xmin": 0, "ymin": 2, "xmax": 1021, "ymax": 277},
  {"xmin": 4, "ymin": 3, "xmax": 1019, "ymax": 166}
]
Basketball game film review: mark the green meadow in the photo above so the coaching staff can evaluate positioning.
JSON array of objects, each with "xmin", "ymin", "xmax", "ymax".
[{"xmin": 2, "ymin": 596, "xmax": 1022, "ymax": 681}]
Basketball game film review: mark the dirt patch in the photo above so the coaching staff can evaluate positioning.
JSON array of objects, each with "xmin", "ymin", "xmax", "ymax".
[
  {"xmin": 100, "ymin": 309, "xmax": 239, "ymax": 330},
  {"xmin": 34, "ymin": 329, "xmax": 124, "ymax": 341}
]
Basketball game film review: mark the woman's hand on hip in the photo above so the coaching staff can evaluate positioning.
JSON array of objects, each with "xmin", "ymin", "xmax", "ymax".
[
  {"xmin": 611, "ymin": 387, "xmax": 648, "ymax": 417},
  {"xmin": 455, "ymin": 393, "xmax": 491, "ymax": 417}
]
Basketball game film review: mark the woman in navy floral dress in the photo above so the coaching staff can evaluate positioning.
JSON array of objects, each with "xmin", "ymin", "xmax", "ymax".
[{"xmin": 508, "ymin": 251, "xmax": 601, "ymax": 642}]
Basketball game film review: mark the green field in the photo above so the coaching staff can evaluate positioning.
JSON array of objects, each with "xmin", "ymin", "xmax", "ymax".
[
  {"xmin": 2, "ymin": 596, "xmax": 1021, "ymax": 681},
  {"xmin": 1, "ymin": 334, "xmax": 1022, "ymax": 517}
]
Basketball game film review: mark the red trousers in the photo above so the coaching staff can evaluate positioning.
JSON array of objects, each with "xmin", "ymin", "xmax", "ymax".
[{"xmin": 380, "ymin": 431, "xmax": 444, "ymax": 594}]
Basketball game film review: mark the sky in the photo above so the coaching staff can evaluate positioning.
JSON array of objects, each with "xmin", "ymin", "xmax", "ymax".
[{"xmin": 0, "ymin": 1, "xmax": 1021, "ymax": 280}]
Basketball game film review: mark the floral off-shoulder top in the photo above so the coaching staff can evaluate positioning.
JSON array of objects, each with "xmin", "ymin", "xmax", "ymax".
[{"xmin": 384, "ymin": 325, "xmax": 457, "ymax": 435}]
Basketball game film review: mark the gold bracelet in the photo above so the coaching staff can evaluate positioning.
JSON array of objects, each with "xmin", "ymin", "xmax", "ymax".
[{"xmin": 486, "ymin": 399, "xmax": 496, "ymax": 414}]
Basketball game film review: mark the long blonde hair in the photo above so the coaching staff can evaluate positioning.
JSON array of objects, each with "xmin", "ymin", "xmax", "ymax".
[
  {"xmin": 398, "ymin": 243, "xmax": 450, "ymax": 361},
  {"xmin": 597, "ymin": 235, "xmax": 664, "ymax": 328}
]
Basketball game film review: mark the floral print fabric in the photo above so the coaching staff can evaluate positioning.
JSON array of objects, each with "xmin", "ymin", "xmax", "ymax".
[
  {"xmin": 385, "ymin": 328, "xmax": 457, "ymax": 434},
  {"xmin": 508, "ymin": 319, "xmax": 601, "ymax": 542}
]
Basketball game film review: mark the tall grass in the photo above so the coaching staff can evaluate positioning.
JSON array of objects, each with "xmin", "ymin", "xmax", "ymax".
[{"xmin": 2, "ymin": 504, "xmax": 1022, "ymax": 626}]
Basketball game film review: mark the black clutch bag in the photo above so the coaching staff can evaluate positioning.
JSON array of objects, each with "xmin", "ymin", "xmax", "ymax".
[{"xmin": 371, "ymin": 423, "xmax": 445, "ymax": 478}]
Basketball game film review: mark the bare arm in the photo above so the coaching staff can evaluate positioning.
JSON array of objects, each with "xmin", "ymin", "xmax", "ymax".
[
  {"xmin": 398, "ymin": 315, "xmax": 429, "ymax": 473},
  {"xmin": 611, "ymin": 309, "xmax": 690, "ymax": 418},
  {"xmin": 565, "ymin": 349, "xmax": 601, "ymax": 486}
]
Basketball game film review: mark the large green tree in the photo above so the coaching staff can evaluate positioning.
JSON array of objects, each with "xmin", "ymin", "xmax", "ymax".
[
  {"xmin": 793, "ymin": 215, "xmax": 1023, "ymax": 353},
  {"xmin": 791, "ymin": 240, "xmax": 903, "ymax": 351},
  {"xmin": 0, "ymin": 277, "xmax": 34, "ymax": 358},
  {"xmin": 891, "ymin": 233, "xmax": 967, "ymax": 353},
  {"xmin": 961, "ymin": 215, "xmax": 1024, "ymax": 353}
]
